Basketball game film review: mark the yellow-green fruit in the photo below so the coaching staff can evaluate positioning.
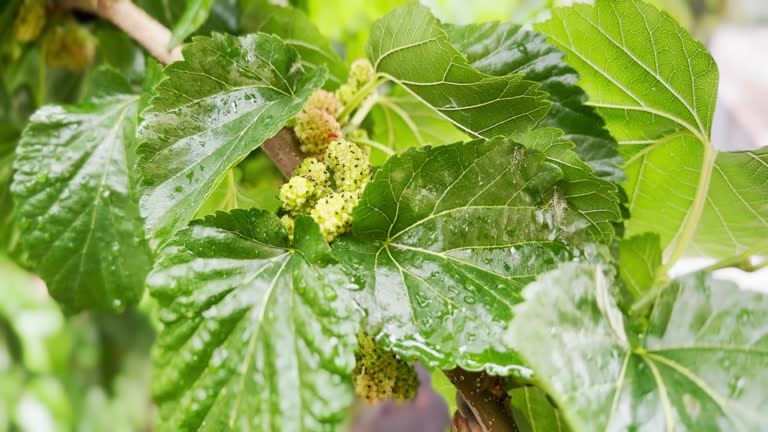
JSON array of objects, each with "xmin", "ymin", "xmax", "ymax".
[
  {"xmin": 325, "ymin": 140, "xmax": 371, "ymax": 193},
  {"xmin": 309, "ymin": 192, "xmax": 357, "ymax": 241},
  {"xmin": 44, "ymin": 23, "xmax": 96, "ymax": 72},
  {"xmin": 353, "ymin": 333, "xmax": 419, "ymax": 404},
  {"xmin": 14, "ymin": 0, "xmax": 46, "ymax": 43},
  {"xmin": 280, "ymin": 215, "xmax": 295, "ymax": 240},
  {"xmin": 279, "ymin": 176, "xmax": 316, "ymax": 213},
  {"xmin": 295, "ymin": 108, "xmax": 343, "ymax": 156},
  {"xmin": 293, "ymin": 157, "xmax": 329, "ymax": 188},
  {"xmin": 337, "ymin": 58, "xmax": 375, "ymax": 107},
  {"xmin": 304, "ymin": 90, "xmax": 339, "ymax": 116}
]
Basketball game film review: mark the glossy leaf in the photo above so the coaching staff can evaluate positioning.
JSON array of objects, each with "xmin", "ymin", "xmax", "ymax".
[
  {"xmin": 240, "ymin": 0, "xmax": 347, "ymax": 88},
  {"xmin": 445, "ymin": 22, "xmax": 624, "ymax": 183},
  {"xmin": 334, "ymin": 138, "xmax": 585, "ymax": 373},
  {"xmin": 519, "ymin": 128, "xmax": 621, "ymax": 242},
  {"xmin": 367, "ymin": 4, "xmax": 550, "ymax": 139},
  {"xmin": 508, "ymin": 386, "xmax": 571, "ymax": 432},
  {"xmin": 507, "ymin": 264, "xmax": 768, "ymax": 431},
  {"xmin": 619, "ymin": 233, "xmax": 662, "ymax": 299},
  {"xmin": 138, "ymin": 33, "xmax": 326, "ymax": 241},
  {"xmin": 148, "ymin": 210, "xmax": 359, "ymax": 431},
  {"xmin": 369, "ymin": 86, "xmax": 468, "ymax": 164},
  {"xmin": 169, "ymin": 0, "xmax": 215, "ymax": 48},
  {"xmin": 11, "ymin": 76, "xmax": 151, "ymax": 313},
  {"xmin": 536, "ymin": 0, "xmax": 768, "ymax": 263}
]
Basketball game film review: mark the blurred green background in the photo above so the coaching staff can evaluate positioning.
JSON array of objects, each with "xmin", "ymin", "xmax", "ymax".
[{"xmin": 2, "ymin": 0, "xmax": 767, "ymax": 430}]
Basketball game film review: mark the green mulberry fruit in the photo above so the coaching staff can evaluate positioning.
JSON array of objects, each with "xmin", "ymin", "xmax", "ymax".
[
  {"xmin": 295, "ymin": 108, "xmax": 343, "ymax": 157},
  {"xmin": 278, "ymin": 175, "xmax": 317, "ymax": 213},
  {"xmin": 304, "ymin": 89, "xmax": 340, "ymax": 116},
  {"xmin": 280, "ymin": 214, "xmax": 295, "ymax": 241},
  {"xmin": 293, "ymin": 157, "xmax": 329, "ymax": 188},
  {"xmin": 310, "ymin": 192, "xmax": 357, "ymax": 241},
  {"xmin": 325, "ymin": 140, "xmax": 371, "ymax": 193},
  {"xmin": 353, "ymin": 333, "xmax": 419, "ymax": 404},
  {"xmin": 44, "ymin": 23, "xmax": 95, "ymax": 72},
  {"xmin": 14, "ymin": 0, "xmax": 46, "ymax": 43},
  {"xmin": 338, "ymin": 59, "xmax": 375, "ymax": 107}
]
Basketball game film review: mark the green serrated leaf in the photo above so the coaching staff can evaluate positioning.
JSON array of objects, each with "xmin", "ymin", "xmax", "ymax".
[
  {"xmin": 536, "ymin": 0, "xmax": 768, "ymax": 264},
  {"xmin": 169, "ymin": 0, "xmax": 215, "ymax": 48},
  {"xmin": 148, "ymin": 210, "xmax": 359, "ymax": 431},
  {"xmin": 619, "ymin": 233, "xmax": 662, "ymax": 299},
  {"xmin": 507, "ymin": 264, "xmax": 768, "ymax": 431},
  {"xmin": 518, "ymin": 128, "xmax": 621, "ymax": 242},
  {"xmin": 334, "ymin": 137, "xmax": 589, "ymax": 373},
  {"xmin": 367, "ymin": 4, "xmax": 550, "ymax": 139},
  {"xmin": 444, "ymin": 21, "xmax": 625, "ymax": 183},
  {"xmin": 508, "ymin": 386, "xmax": 571, "ymax": 432},
  {"xmin": 138, "ymin": 33, "xmax": 327, "ymax": 242},
  {"xmin": 240, "ymin": 0, "xmax": 347, "ymax": 88},
  {"xmin": 11, "ymin": 77, "xmax": 151, "ymax": 313}
]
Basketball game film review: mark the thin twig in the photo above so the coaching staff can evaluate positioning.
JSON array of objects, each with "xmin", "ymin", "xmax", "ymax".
[
  {"xmin": 58, "ymin": 0, "xmax": 182, "ymax": 65},
  {"xmin": 261, "ymin": 127, "xmax": 305, "ymax": 178},
  {"xmin": 443, "ymin": 368, "xmax": 518, "ymax": 432}
]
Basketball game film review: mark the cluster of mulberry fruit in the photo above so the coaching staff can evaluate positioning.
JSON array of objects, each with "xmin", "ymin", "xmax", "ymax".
[
  {"xmin": 279, "ymin": 140, "xmax": 371, "ymax": 241},
  {"xmin": 353, "ymin": 333, "xmax": 419, "ymax": 404},
  {"xmin": 281, "ymin": 59, "xmax": 379, "ymax": 242},
  {"xmin": 293, "ymin": 59, "xmax": 376, "ymax": 157}
]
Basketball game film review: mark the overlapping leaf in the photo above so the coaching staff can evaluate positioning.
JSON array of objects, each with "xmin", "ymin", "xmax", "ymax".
[
  {"xmin": 619, "ymin": 233, "xmax": 662, "ymax": 299},
  {"xmin": 11, "ymin": 74, "xmax": 151, "ymax": 312},
  {"xmin": 149, "ymin": 210, "xmax": 359, "ymax": 431},
  {"xmin": 334, "ymin": 138, "xmax": 585, "ymax": 373},
  {"xmin": 535, "ymin": 0, "xmax": 768, "ymax": 262},
  {"xmin": 507, "ymin": 264, "xmax": 768, "ymax": 431},
  {"xmin": 367, "ymin": 4, "xmax": 551, "ymax": 139},
  {"xmin": 518, "ymin": 128, "xmax": 621, "ymax": 241},
  {"xmin": 240, "ymin": 0, "xmax": 347, "ymax": 88},
  {"xmin": 368, "ymin": 86, "xmax": 468, "ymax": 164},
  {"xmin": 508, "ymin": 386, "xmax": 571, "ymax": 432},
  {"xmin": 139, "ymin": 33, "xmax": 326, "ymax": 241},
  {"xmin": 445, "ymin": 22, "xmax": 624, "ymax": 183}
]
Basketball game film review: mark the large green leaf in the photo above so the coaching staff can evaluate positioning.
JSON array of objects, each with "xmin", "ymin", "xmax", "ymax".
[
  {"xmin": 535, "ymin": 0, "xmax": 768, "ymax": 264},
  {"xmin": 138, "ymin": 33, "xmax": 326, "ymax": 241},
  {"xmin": 11, "ymin": 75, "xmax": 151, "ymax": 313},
  {"xmin": 169, "ymin": 0, "xmax": 215, "ymax": 47},
  {"xmin": 240, "ymin": 0, "xmax": 347, "ymax": 88},
  {"xmin": 445, "ymin": 22, "xmax": 625, "ymax": 183},
  {"xmin": 367, "ymin": 4, "xmax": 550, "ymax": 139},
  {"xmin": 518, "ymin": 128, "xmax": 621, "ymax": 242},
  {"xmin": 334, "ymin": 137, "xmax": 587, "ymax": 373},
  {"xmin": 148, "ymin": 210, "xmax": 359, "ymax": 431},
  {"xmin": 507, "ymin": 264, "xmax": 768, "ymax": 431}
]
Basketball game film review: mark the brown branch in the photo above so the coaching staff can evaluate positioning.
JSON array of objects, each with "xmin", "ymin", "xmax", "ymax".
[
  {"xmin": 261, "ymin": 127, "xmax": 305, "ymax": 178},
  {"xmin": 58, "ymin": 0, "xmax": 182, "ymax": 65},
  {"xmin": 444, "ymin": 369, "xmax": 518, "ymax": 432}
]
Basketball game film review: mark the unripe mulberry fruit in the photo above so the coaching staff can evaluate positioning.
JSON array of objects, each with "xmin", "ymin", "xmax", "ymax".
[
  {"xmin": 353, "ymin": 333, "xmax": 419, "ymax": 404},
  {"xmin": 325, "ymin": 140, "xmax": 371, "ymax": 193},
  {"xmin": 310, "ymin": 192, "xmax": 357, "ymax": 241},
  {"xmin": 338, "ymin": 59, "xmax": 375, "ymax": 107},
  {"xmin": 280, "ymin": 214, "xmax": 295, "ymax": 241},
  {"xmin": 293, "ymin": 157, "xmax": 329, "ymax": 188},
  {"xmin": 44, "ymin": 23, "xmax": 96, "ymax": 72},
  {"xmin": 279, "ymin": 176, "xmax": 317, "ymax": 213},
  {"xmin": 304, "ymin": 90, "xmax": 339, "ymax": 116},
  {"xmin": 14, "ymin": 0, "xmax": 46, "ymax": 43},
  {"xmin": 295, "ymin": 108, "xmax": 342, "ymax": 157}
]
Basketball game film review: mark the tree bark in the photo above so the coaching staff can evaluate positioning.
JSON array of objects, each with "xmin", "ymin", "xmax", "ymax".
[{"xmin": 444, "ymin": 369, "xmax": 518, "ymax": 432}]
